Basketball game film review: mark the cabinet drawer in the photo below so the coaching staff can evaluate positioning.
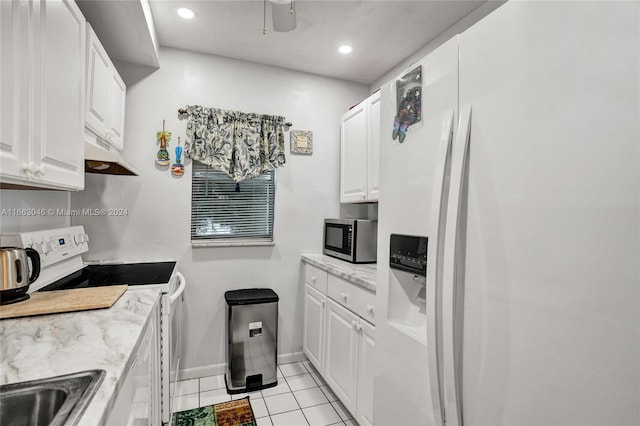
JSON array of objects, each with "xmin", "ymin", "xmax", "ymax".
[
  {"xmin": 305, "ymin": 263, "xmax": 328, "ymax": 294},
  {"xmin": 328, "ymin": 274, "xmax": 376, "ymax": 325}
]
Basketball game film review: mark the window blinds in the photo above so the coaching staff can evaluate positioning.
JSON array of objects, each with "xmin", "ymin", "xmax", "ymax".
[{"xmin": 191, "ymin": 161, "xmax": 275, "ymax": 242}]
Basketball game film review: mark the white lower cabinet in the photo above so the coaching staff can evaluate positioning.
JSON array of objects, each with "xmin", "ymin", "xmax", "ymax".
[
  {"xmin": 356, "ymin": 320, "xmax": 375, "ymax": 426},
  {"xmin": 324, "ymin": 298, "xmax": 360, "ymax": 415},
  {"xmin": 302, "ymin": 261, "xmax": 375, "ymax": 423},
  {"xmin": 106, "ymin": 301, "xmax": 161, "ymax": 426},
  {"xmin": 303, "ymin": 283, "xmax": 326, "ymax": 373}
]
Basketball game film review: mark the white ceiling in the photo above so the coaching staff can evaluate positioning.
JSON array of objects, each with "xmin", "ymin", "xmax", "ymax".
[{"xmin": 150, "ymin": 0, "xmax": 486, "ymax": 84}]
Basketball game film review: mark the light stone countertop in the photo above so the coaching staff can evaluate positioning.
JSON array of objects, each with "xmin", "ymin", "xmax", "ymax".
[
  {"xmin": 301, "ymin": 254, "xmax": 377, "ymax": 292},
  {"xmin": 0, "ymin": 288, "xmax": 161, "ymax": 426}
]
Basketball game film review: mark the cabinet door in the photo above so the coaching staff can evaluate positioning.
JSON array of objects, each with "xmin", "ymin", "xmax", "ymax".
[
  {"xmin": 86, "ymin": 25, "xmax": 111, "ymax": 139},
  {"xmin": 366, "ymin": 91, "xmax": 381, "ymax": 201},
  {"xmin": 30, "ymin": 0, "xmax": 85, "ymax": 190},
  {"xmin": 356, "ymin": 320, "xmax": 375, "ymax": 426},
  {"xmin": 0, "ymin": 0, "xmax": 31, "ymax": 182},
  {"xmin": 108, "ymin": 71, "xmax": 126, "ymax": 150},
  {"xmin": 303, "ymin": 283, "xmax": 326, "ymax": 374},
  {"xmin": 340, "ymin": 102, "xmax": 368, "ymax": 203},
  {"xmin": 106, "ymin": 303, "xmax": 161, "ymax": 426},
  {"xmin": 132, "ymin": 304, "xmax": 161, "ymax": 425},
  {"xmin": 324, "ymin": 298, "xmax": 359, "ymax": 416}
]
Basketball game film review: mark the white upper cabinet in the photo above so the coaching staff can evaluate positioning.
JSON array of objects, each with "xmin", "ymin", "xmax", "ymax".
[
  {"xmin": 0, "ymin": 0, "xmax": 29, "ymax": 181},
  {"xmin": 0, "ymin": 0, "xmax": 86, "ymax": 190},
  {"xmin": 85, "ymin": 30, "xmax": 111, "ymax": 140},
  {"xmin": 109, "ymin": 72, "xmax": 126, "ymax": 150},
  {"xmin": 32, "ymin": 0, "xmax": 87, "ymax": 189},
  {"xmin": 340, "ymin": 90, "xmax": 381, "ymax": 203},
  {"xmin": 366, "ymin": 91, "xmax": 381, "ymax": 201},
  {"xmin": 340, "ymin": 102, "xmax": 368, "ymax": 203},
  {"xmin": 86, "ymin": 25, "xmax": 126, "ymax": 151}
]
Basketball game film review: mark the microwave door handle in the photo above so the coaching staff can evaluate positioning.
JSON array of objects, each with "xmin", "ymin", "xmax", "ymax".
[{"xmin": 169, "ymin": 272, "xmax": 186, "ymax": 304}]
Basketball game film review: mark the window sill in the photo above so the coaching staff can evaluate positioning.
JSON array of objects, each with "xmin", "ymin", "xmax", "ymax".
[{"xmin": 191, "ymin": 240, "xmax": 275, "ymax": 248}]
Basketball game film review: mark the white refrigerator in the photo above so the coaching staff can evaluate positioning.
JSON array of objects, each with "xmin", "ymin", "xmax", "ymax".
[{"xmin": 373, "ymin": 2, "xmax": 639, "ymax": 426}]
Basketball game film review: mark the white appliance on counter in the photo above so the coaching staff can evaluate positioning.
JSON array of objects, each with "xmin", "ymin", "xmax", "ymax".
[
  {"xmin": 374, "ymin": 2, "xmax": 639, "ymax": 426},
  {"xmin": 0, "ymin": 225, "xmax": 186, "ymax": 425}
]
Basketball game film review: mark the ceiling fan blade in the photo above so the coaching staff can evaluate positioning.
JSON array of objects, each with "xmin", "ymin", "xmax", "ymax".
[{"xmin": 271, "ymin": 0, "xmax": 296, "ymax": 32}]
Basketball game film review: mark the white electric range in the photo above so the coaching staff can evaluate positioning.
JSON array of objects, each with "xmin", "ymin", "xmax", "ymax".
[{"xmin": 0, "ymin": 225, "xmax": 185, "ymax": 425}]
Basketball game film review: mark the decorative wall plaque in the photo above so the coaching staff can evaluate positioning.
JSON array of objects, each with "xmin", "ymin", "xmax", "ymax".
[{"xmin": 290, "ymin": 130, "xmax": 313, "ymax": 155}]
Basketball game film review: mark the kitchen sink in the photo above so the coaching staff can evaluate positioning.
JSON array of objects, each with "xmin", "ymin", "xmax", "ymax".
[{"xmin": 0, "ymin": 369, "xmax": 105, "ymax": 426}]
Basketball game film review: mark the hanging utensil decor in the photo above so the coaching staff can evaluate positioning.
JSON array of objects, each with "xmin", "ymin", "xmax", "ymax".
[
  {"xmin": 156, "ymin": 120, "xmax": 171, "ymax": 166},
  {"xmin": 172, "ymin": 137, "xmax": 185, "ymax": 176}
]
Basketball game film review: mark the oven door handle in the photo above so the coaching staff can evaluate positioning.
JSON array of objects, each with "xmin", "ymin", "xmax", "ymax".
[{"xmin": 169, "ymin": 272, "xmax": 186, "ymax": 304}]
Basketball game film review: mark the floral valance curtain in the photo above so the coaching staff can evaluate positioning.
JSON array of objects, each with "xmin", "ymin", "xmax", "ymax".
[{"xmin": 184, "ymin": 105, "xmax": 286, "ymax": 182}]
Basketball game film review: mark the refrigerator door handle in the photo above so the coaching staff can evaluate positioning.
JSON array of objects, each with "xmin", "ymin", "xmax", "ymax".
[
  {"xmin": 425, "ymin": 108, "xmax": 455, "ymax": 426},
  {"xmin": 441, "ymin": 104, "xmax": 473, "ymax": 426}
]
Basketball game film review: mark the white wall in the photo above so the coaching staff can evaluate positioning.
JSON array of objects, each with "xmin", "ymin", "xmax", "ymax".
[
  {"xmin": 0, "ymin": 190, "xmax": 70, "ymax": 234},
  {"xmin": 70, "ymin": 47, "xmax": 368, "ymax": 372},
  {"xmin": 369, "ymin": 0, "xmax": 505, "ymax": 92}
]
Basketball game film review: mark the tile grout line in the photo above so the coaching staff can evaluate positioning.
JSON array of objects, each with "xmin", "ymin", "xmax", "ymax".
[{"xmin": 290, "ymin": 384, "xmax": 311, "ymax": 426}]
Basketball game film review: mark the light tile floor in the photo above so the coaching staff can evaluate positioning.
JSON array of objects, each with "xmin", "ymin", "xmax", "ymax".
[{"xmin": 175, "ymin": 361, "xmax": 355, "ymax": 426}]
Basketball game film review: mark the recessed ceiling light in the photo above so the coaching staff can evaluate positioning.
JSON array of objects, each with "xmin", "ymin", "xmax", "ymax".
[
  {"xmin": 177, "ymin": 7, "xmax": 196, "ymax": 19},
  {"xmin": 338, "ymin": 45, "xmax": 353, "ymax": 54}
]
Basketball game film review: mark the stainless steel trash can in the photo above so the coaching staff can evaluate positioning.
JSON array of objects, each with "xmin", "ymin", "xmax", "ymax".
[{"xmin": 224, "ymin": 288, "xmax": 279, "ymax": 394}]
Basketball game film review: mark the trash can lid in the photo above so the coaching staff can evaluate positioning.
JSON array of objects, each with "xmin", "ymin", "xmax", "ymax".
[{"xmin": 225, "ymin": 288, "xmax": 279, "ymax": 305}]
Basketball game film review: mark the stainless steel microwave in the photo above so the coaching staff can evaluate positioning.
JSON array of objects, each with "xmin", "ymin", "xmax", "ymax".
[{"xmin": 323, "ymin": 219, "xmax": 377, "ymax": 263}]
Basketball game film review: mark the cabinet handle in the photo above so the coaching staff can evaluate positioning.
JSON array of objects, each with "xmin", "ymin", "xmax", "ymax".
[
  {"xmin": 312, "ymin": 276, "xmax": 317, "ymax": 285},
  {"xmin": 321, "ymin": 299, "xmax": 325, "ymax": 306},
  {"xmin": 367, "ymin": 304, "xmax": 374, "ymax": 315},
  {"xmin": 341, "ymin": 292, "xmax": 348, "ymax": 301},
  {"xmin": 352, "ymin": 320, "xmax": 357, "ymax": 329},
  {"xmin": 356, "ymin": 323, "xmax": 363, "ymax": 332}
]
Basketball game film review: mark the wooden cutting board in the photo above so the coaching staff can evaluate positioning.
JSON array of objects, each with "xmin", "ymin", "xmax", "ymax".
[{"xmin": 0, "ymin": 285, "xmax": 128, "ymax": 320}]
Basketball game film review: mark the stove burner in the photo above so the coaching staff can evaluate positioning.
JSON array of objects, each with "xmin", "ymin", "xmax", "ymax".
[{"xmin": 40, "ymin": 262, "xmax": 177, "ymax": 292}]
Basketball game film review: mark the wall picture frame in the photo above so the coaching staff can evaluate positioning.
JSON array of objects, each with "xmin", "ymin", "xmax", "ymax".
[{"xmin": 290, "ymin": 130, "xmax": 313, "ymax": 155}]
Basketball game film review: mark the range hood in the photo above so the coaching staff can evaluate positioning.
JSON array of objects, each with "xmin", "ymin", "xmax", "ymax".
[{"xmin": 85, "ymin": 141, "xmax": 139, "ymax": 176}]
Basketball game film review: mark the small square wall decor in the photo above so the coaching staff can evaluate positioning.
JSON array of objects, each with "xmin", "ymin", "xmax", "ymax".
[{"xmin": 290, "ymin": 130, "xmax": 313, "ymax": 155}]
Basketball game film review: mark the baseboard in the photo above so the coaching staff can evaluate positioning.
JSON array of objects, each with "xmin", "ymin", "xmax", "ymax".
[
  {"xmin": 277, "ymin": 351, "xmax": 306, "ymax": 365},
  {"xmin": 179, "ymin": 351, "xmax": 307, "ymax": 381},
  {"xmin": 179, "ymin": 363, "xmax": 226, "ymax": 381}
]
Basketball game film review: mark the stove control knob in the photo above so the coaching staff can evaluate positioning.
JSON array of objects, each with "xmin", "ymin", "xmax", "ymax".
[
  {"xmin": 74, "ymin": 234, "xmax": 82, "ymax": 244},
  {"xmin": 38, "ymin": 241, "xmax": 52, "ymax": 254}
]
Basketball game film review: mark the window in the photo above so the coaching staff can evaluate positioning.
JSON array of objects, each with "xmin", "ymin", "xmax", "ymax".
[{"xmin": 191, "ymin": 161, "xmax": 276, "ymax": 246}]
